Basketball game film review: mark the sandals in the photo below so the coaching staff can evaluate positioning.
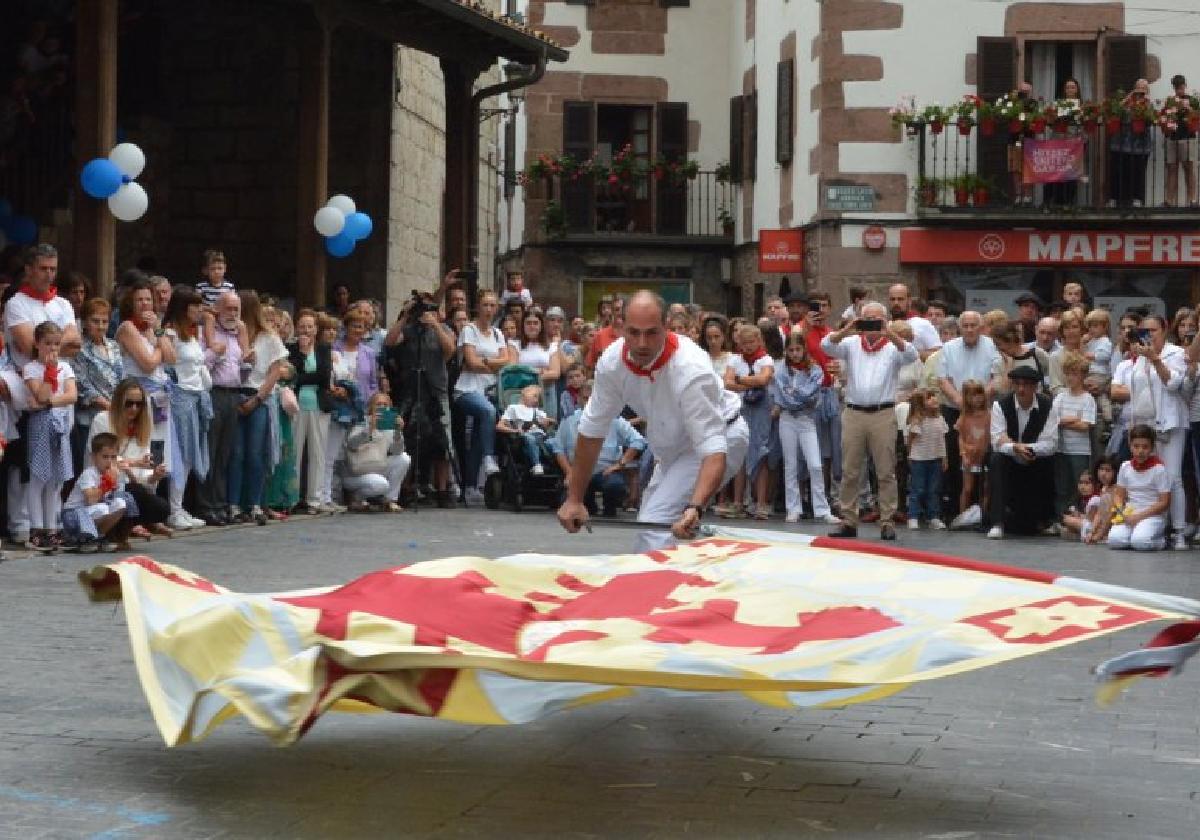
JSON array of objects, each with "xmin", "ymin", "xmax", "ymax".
[
  {"xmin": 384, "ymin": 502, "xmax": 404, "ymax": 513},
  {"xmin": 719, "ymin": 504, "xmax": 747, "ymax": 520},
  {"xmin": 131, "ymin": 525, "xmax": 153, "ymax": 541},
  {"xmin": 149, "ymin": 523, "xmax": 174, "ymax": 538},
  {"xmin": 753, "ymin": 506, "xmax": 771, "ymax": 521}
]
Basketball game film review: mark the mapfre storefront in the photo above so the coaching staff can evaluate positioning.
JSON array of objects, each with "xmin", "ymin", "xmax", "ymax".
[{"xmin": 900, "ymin": 229, "xmax": 1200, "ymax": 319}]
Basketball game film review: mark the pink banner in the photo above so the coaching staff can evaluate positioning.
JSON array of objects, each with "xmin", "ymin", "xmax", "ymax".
[{"xmin": 1023, "ymin": 137, "xmax": 1085, "ymax": 184}]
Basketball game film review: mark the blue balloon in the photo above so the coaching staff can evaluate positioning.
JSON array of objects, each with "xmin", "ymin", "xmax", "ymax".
[
  {"xmin": 325, "ymin": 230, "xmax": 356, "ymax": 258},
  {"xmin": 81, "ymin": 158, "xmax": 123, "ymax": 199},
  {"xmin": 5, "ymin": 215, "xmax": 38, "ymax": 245},
  {"xmin": 0, "ymin": 198, "xmax": 11, "ymax": 219},
  {"xmin": 343, "ymin": 211, "xmax": 372, "ymax": 241}
]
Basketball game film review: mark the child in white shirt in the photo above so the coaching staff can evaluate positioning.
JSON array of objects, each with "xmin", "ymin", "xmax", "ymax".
[
  {"xmin": 22, "ymin": 322, "xmax": 76, "ymax": 552},
  {"xmin": 498, "ymin": 271, "xmax": 533, "ymax": 308},
  {"xmin": 62, "ymin": 432, "xmax": 134, "ymax": 549},
  {"xmin": 497, "ymin": 384, "xmax": 553, "ymax": 475},
  {"xmin": 1051, "ymin": 351, "xmax": 1097, "ymax": 517},
  {"xmin": 1091, "ymin": 425, "xmax": 1171, "ymax": 550}
]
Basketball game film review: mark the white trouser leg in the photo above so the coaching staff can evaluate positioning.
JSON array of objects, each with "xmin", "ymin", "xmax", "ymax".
[
  {"xmin": 795, "ymin": 414, "xmax": 830, "ymax": 517},
  {"xmin": 322, "ymin": 423, "xmax": 348, "ymax": 504},
  {"xmin": 385, "ymin": 452, "xmax": 411, "ymax": 501},
  {"xmin": 7, "ymin": 469, "xmax": 28, "ymax": 535},
  {"xmin": 341, "ymin": 473, "xmax": 389, "ymax": 501},
  {"xmin": 1157, "ymin": 429, "xmax": 1187, "ymax": 532},
  {"xmin": 169, "ymin": 465, "xmax": 188, "ymax": 515},
  {"xmin": 722, "ymin": 419, "xmax": 749, "ymax": 488},
  {"xmin": 638, "ymin": 452, "xmax": 701, "ymax": 525},
  {"xmin": 294, "ymin": 410, "xmax": 329, "ymax": 507},
  {"xmin": 778, "ymin": 413, "xmax": 804, "ymax": 516}
]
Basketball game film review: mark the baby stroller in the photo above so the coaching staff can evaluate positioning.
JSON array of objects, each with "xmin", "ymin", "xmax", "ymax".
[{"xmin": 484, "ymin": 365, "xmax": 564, "ymax": 512}]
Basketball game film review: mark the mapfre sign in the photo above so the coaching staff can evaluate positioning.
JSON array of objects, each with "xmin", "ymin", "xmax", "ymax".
[
  {"xmin": 900, "ymin": 229, "xmax": 1200, "ymax": 267},
  {"xmin": 758, "ymin": 229, "xmax": 805, "ymax": 273}
]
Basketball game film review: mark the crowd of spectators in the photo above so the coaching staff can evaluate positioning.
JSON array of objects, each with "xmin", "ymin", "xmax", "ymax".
[{"xmin": 0, "ymin": 241, "xmax": 1192, "ymax": 556}]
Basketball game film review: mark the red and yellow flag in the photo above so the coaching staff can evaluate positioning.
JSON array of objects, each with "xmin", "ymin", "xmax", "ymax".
[{"xmin": 79, "ymin": 529, "xmax": 1199, "ymax": 746}]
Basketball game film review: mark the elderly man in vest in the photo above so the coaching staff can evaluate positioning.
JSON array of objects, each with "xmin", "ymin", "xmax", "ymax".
[
  {"xmin": 987, "ymin": 365, "xmax": 1060, "ymax": 539},
  {"xmin": 821, "ymin": 301, "xmax": 918, "ymax": 541}
]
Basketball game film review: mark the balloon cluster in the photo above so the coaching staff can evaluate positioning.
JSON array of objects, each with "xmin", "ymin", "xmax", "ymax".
[
  {"xmin": 80, "ymin": 143, "xmax": 149, "ymax": 222},
  {"xmin": 313, "ymin": 195, "xmax": 372, "ymax": 258},
  {"xmin": 0, "ymin": 198, "xmax": 38, "ymax": 248}
]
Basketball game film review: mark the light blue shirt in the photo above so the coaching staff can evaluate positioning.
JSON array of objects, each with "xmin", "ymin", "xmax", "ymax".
[{"xmin": 549, "ymin": 408, "xmax": 646, "ymax": 473}]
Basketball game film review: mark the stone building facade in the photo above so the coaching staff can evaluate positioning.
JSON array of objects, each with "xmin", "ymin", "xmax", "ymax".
[{"xmin": 503, "ymin": 0, "xmax": 1200, "ymax": 320}]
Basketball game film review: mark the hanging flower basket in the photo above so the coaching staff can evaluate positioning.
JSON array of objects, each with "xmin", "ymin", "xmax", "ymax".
[
  {"xmin": 1030, "ymin": 117, "xmax": 1047, "ymax": 133},
  {"xmin": 972, "ymin": 187, "xmax": 989, "ymax": 207},
  {"xmin": 1054, "ymin": 119, "xmax": 1070, "ymax": 135},
  {"xmin": 954, "ymin": 188, "xmax": 970, "ymax": 207},
  {"xmin": 930, "ymin": 120, "xmax": 944, "ymax": 135},
  {"xmin": 1131, "ymin": 118, "xmax": 1147, "ymax": 134},
  {"xmin": 957, "ymin": 119, "xmax": 973, "ymax": 136},
  {"xmin": 1105, "ymin": 116, "xmax": 1121, "ymax": 135},
  {"xmin": 1008, "ymin": 119, "xmax": 1023, "ymax": 135},
  {"xmin": 980, "ymin": 117, "xmax": 996, "ymax": 136}
]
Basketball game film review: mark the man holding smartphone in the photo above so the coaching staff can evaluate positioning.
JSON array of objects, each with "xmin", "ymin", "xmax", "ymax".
[{"xmin": 820, "ymin": 302, "xmax": 918, "ymax": 540}]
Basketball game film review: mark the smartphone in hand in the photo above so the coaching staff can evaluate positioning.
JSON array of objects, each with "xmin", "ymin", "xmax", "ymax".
[{"xmin": 149, "ymin": 440, "xmax": 166, "ymax": 466}]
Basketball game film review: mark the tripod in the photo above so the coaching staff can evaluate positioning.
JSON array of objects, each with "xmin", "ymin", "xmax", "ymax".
[{"xmin": 401, "ymin": 315, "xmax": 460, "ymax": 513}]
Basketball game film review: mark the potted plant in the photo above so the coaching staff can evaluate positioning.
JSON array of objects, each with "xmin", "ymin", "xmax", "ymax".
[
  {"xmin": 993, "ymin": 92, "xmax": 1030, "ymax": 135},
  {"xmin": 970, "ymin": 174, "xmax": 992, "ymax": 207},
  {"xmin": 717, "ymin": 206, "xmax": 735, "ymax": 235},
  {"xmin": 952, "ymin": 95, "xmax": 981, "ymax": 136},
  {"xmin": 1029, "ymin": 104, "xmax": 1048, "ymax": 134},
  {"xmin": 1081, "ymin": 101, "xmax": 1102, "ymax": 133},
  {"xmin": 888, "ymin": 95, "xmax": 918, "ymax": 135},
  {"xmin": 921, "ymin": 103, "xmax": 949, "ymax": 135},
  {"xmin": 1102, "ymin": 94, "xmax": 1128, "ymax": 135},
  {"xmin": 540, "ymin": 200, "xmax": 567, "ymax": 240},
  {"xmin": 916, "ymin": 176, "xmax": 939, "ymax": 207},
  {"xmin": 952, "ymin": 175, "xmax": 971, "ymax": 207},
  {"xmin": 977, "ymin": 98, "xmax": 996, "ymax": 136},
  {"xmin": 714, "ymin": 160, "xmax": 733, "ymax": 183},
  {"xmin": 1129, "ymin": 96, "xmax": 1156, "ymax": 134}
]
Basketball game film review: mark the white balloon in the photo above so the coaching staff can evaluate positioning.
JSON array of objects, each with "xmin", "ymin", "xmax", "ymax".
[
  {"xmin": 108, "ymin": 143, "xmax": 146, "ymax": 179},
  {"xmin": 326, "ymin": 194, "xmax": 356, "ymax": 215},
  {"xmin": 108, "ymin": 182, "xmax": 149, "ymax": 221},
  {"xmin": 313, "ymin": 205, "xmax": 346, "ymax": 237}
]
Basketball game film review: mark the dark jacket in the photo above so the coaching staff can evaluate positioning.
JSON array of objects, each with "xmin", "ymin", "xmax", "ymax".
[{"xmin": 288, "ymin": 341, "xmax": 333, "ymax": 413}]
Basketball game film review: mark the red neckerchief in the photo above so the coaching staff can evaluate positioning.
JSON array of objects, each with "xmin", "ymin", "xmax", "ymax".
[
  {"xmin": 126, "ymin": 423, "xmax": 138, "ymax": 439},
  {"xmin": 786, "ymin": 361, "xmax": 811, "ymax": 373},
  {"xmin": 566, "ymin": 385, "xmax": 580, "ymax": 402},
  {"xmin": 741, "ymin": 346, "xmax": 767, "ymax": 367},
  {"xmin": 1130, "ymin": 455, "xmax": 1164, "ymax": 472},
  {"xmin": 860, "ymin": 334, "xmax": 889, "ymax": 353},
  {"xmin": 19, "ymin": 284, "xmax": 57, "ymax": 303},
  {"xmin": 623, "ymin": 331, "xmax": 678, "ymax": 382},
  {"xmin": 99, "ymin": 472, "xmax": 117, "ymax": 495},
  {"xmin": 43, "ymin": 363, "xmax": 58, "ymax": 391}
]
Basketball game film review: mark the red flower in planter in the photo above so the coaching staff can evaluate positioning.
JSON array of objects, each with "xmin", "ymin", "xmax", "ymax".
[{"xmin": 980, "ymin": 117, "xmax": 996, "ymax": 136}]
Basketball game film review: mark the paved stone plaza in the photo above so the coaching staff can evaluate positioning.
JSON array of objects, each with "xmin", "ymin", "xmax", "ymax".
[{"xmin": 1, "ymin": 510, "xmax": 1198, "ymax": 839}]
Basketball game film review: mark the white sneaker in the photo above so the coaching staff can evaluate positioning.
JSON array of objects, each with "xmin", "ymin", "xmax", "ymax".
[
  {"xmin": 987, "ymin": 525, "xmax": 1004, "ymax": 539},
  {"xmin": 530, "ymin": 464, "xmax": 544, "ymax": 476},
  {"xmin": 464, "ymin": 488, "xmax": 485, "ymax": 506},
  {"xmin": 785, "ymin": 512, "xmax": 800, "ymax": 524},
  {"xmin": 929, "ymin": 518, "xmax": 947, "ymax": 530},
  {"xmin": 167, "ymin": 512, "xmax": 194, "ymax": 530},
  {"xmin": 1174, "ymin": 532, "xmax": 1189, "ymax": 551},
  {"xmin": 482, "ymin": 456, "xmax": 500, "ymax": 476},
  {"xmin": 907, "ymin": 518, "xmax": 919, "ymax": 531},
  {"xmin": 186, "ymin": 513, "xmax": 206, "ymax": 528},
  {"xmin": 821, "ymin": 513, "xmax": 842, "ymax": 525}
]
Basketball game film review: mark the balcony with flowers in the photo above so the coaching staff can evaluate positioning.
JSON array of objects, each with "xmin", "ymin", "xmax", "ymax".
[
  {"xmin": 518, "ymin": 144, "xmax": 735, "ymax": 241},
  {"xmin": 892, "ymin": 90, "xmax": 1200, "ymax": 218}
]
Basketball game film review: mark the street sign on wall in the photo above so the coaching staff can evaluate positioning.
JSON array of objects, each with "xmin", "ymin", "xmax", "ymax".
[{"xmin": 825, "ymin": 185, "xmax": 876, "ymax": 211}]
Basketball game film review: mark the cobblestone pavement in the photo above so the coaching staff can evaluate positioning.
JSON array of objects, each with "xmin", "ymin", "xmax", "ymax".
[{"xmin": 1, "ymin": 509, "xmax": 1199, "ymax": 839}]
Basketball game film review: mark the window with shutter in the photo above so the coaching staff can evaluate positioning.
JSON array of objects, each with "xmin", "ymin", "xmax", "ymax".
[
  {"xmin": 562, "ymin": 101, "xmax": 595, "ymax": 233},
  {"xmin": 1104, "ymin": 35, "xmax": 1146, "ymax": 95},
  {"xmin": 975, "ymin": 36, "xmax": 1017, "ymax": 202},
  {"xmin": 729, "ymin": 95, "xmax": 744, "ymax": 183},
  {"xmin": 656, "ymin": 102, "xmax": 688, "ymax": 235},
  {"xmin": 776, "ymin": 59, "xmax": 794, "ymax": 166},
  {"xmin": 745, "ymin": 91, "xmax": 758, "ymax": 182}
]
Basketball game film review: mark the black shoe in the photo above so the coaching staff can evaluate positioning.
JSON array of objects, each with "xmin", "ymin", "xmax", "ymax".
[
  {"xmin": 602, "ymin": 508, "xmax": 618, "ymax": 518},
  {"xmin": 254, "ymin": 509, "xmax": 268, "ymax": 526},
  {"xmin": 880, "ymin": 524, "xmax": 897, "ymax": 541},
  {"xmin": 827, "ymin": 524, "xmax": 857, "ymax": 539},
  {"xmin": 200, "ymin": 513, "xmax": 222, "ymax": 527}
]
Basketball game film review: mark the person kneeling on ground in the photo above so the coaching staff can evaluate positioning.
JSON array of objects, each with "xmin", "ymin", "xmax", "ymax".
[
  {"xmin": 340, "ymin": 392, "xmax": 411, "ymax": 512},
  {"xmin": 62, "ymin": 432, "xmax": 138, "ymax": 551},
  {"xmin": 1090, "ymin": 424, "xmax": 1171, "ymax": 550},
  {"xmin": 550, "ymin": 379, "xmax": 647, "ymax": 517},
  {"xmin": 497, "ymin": 384, "xmax": 554, "ymax": 475}
]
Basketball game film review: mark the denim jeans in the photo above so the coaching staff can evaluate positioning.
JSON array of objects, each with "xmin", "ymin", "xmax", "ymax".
[
  {"xmin": 454, "ymin": 390, "xmax": 496, "ymax": 486},
  {"xmin": 586, "ymin": 471, "xmax": 628, "ymax": 515},
  {"xmin": 519, "ymin": 431, "xmax": 544, "ymax": 469},
  {"xmin": 227, "ymin": 401, "xmax": 270, "ymax": 509},
  {"xmin": 906, "ymin": 458, "xmax": 942, "ymax": 521}
]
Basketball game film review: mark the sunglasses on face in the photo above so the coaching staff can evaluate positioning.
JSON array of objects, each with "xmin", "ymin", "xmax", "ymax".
[{"xmin": 125, "ymin": 400, "xmax": 145, "ymax": 408}]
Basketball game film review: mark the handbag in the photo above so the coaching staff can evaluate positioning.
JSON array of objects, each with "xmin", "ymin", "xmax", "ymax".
[
  {"xmin": 279, "ymin": 386, "xmax": 299, "ymax": 416},
  {"xmin": 346, "ymin": 431, "xmax": 390, "ymax": 476}
]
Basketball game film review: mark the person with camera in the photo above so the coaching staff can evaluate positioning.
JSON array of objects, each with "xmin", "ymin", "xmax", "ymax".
[
  {"xmin": 1113, "ymin": 314, "xmax": 1188, "ymax": 548},
  {"xmin": 385, "ymin": 290, "xmax": 457, "ymax": 508},
  {"xmin": 557, "ymin": 291, "xmax": 728, "ymax": 540},
  {"xmin": 820, "ymin": 302, "xmax": 918, "ymax": 541}
]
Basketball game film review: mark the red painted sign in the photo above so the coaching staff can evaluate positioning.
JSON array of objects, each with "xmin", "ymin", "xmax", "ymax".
[
  {"xmin": 862, "ymin": 225, "xmax": 887, "ymax": 250},
  {"xmin": 1023, "ymin": 137, "xmax": 1086, "ymax": 184},
  {"xmin": 759, "ymin": 228, "xmax": 805, "ymax": 273},
  {"xmin": 900, "ymin": 228, "xmax": 1200, "ymax": 266}
]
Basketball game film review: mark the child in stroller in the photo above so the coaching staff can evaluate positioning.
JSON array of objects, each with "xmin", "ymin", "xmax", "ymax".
[{"xmin": 496, "ymin": 384, "xmax": 554, "ymax": 475}]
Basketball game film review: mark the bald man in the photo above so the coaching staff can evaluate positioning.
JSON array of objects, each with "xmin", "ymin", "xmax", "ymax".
[
  {"xmin": 558, "ymin": 291, "xmax": 734, "ymax": 539},
  {"xmin": 887, "ymin": 284, "xmax": 941, "ymax": 361}
]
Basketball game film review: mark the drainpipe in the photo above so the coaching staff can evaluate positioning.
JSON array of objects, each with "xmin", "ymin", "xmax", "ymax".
[{"xmin": 468, "ymin": 51, "xmax": 548, "ymax": 289}]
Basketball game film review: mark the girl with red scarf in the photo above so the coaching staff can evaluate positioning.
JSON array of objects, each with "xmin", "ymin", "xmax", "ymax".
[
  {"xmin": 22, "ymin": 321, "xmax": 76, "ymax": 551},
  {"xmin": 723, "ymin": 324, "xmax": 775, "ymax": 519}
]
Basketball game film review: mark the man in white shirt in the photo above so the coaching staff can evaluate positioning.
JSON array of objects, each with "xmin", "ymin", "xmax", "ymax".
[
  {"xmin": 887, "ymin": 284, "xmax": 941, "ymax": 360},
  {"xmin": 4, "ymin": 244, "xmax": 81, "ymax": 368},
  {"xmin": 821, "ymin": 301, "xmax": 918, "ymax": 540},
  {"xmin": 987, "ymin": 366, "xmax": 1059, "ymax": 539},
  {"xmin": 937, "ymin": 310, "xmax": 1000, "ymax": 514},
  {"xmin": 557, "ymin": 291, "xmax": 728, "ymax": 539}
]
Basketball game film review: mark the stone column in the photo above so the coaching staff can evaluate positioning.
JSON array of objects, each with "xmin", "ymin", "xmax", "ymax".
[{"xmin": 74, "ymin": 0, "xmax": 118, "ymax": 296}]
